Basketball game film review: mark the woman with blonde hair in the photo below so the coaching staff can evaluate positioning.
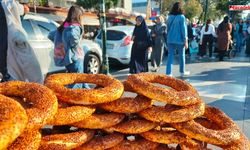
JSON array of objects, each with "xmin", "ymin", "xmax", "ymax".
[{"xmin": 151, "ymin": 15, "xmax": 166, "ymax": 72}]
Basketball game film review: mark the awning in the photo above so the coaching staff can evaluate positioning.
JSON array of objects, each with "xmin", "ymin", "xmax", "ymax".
[{"xmin": 82, "ymin": 17, "xmax": 100, "ymax": 26}]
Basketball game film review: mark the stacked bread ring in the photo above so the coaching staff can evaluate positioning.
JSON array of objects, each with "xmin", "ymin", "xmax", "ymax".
[{"xmin": 0, "ymin": 73, "xmax": 249, "ymax": 150}]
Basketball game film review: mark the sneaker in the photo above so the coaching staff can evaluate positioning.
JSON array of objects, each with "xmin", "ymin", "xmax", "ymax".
[
  {"xmin": 151, "ymin": 68, "xmax": 157, "ymax": 72},
  {"xmin": 180, "ymin": 71, "xmax": 190, "ymax": 77},
  {"xmin": 210, "ymin": 56, "xmax": 216, "ymax": 59},
  {"xmin": 167, "ymin": 74, "xmax": 173, "ymax": 77}
]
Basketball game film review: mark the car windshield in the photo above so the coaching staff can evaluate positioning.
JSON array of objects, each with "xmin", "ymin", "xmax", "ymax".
[{"xmin": 97, "ymin": 30, "xmax": 126, "ymax": 41}]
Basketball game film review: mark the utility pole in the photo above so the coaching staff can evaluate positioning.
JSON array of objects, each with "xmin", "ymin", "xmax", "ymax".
[
  {"xmin": 34, "ymin": 0, "xmax": 37, "ymax": 13},
  {"xmin": 146, "ymin": 0, "xmax": 151, "ymax": 20},
  {"xmin": 203, "ymin": 0, "xmax": 208, "ymax": 23},
  {"xmin": 159, "ymin": 0, "xmax": 162, "ymax": 14},
  {"xmin": 99, "ymin": 0, "xmax": 109, "ymax": 75}
]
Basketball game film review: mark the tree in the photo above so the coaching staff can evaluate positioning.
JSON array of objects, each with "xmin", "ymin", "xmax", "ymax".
[
  {"xmin": 216, "ymin": 0, "xmax": 249, "ymax": 21},
  {"xmin": 161, "ymin": 0, "xmax": 202, "ymax": 20},
  {"xmin": 76, "ymin": 0, "xmax": 118, "ymax": 11},
  {"xmin": 184, "ymin": 0, "xmax": 203, "ymax": 19}
]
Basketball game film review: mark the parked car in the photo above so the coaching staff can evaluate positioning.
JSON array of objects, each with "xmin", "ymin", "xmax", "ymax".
[
  {"xmin": 21, "ymin": 13, "xmax": 102, "ymax": 78},
  {"xmin": 95, "ymin": 25, "xmax": 151, "ymax": 65}
]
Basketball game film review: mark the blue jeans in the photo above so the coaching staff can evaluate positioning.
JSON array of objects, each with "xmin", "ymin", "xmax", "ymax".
[
  {"xmin": 166, "ymin": 43, "xmax": 185, "ymax": 75},
  {"xmin": 65, "ymin": 59, "xmax": 90, "ymax": 89},
  {"xmin": 236, "ymin": 33, "xmax": 243, "ymax": 52}
]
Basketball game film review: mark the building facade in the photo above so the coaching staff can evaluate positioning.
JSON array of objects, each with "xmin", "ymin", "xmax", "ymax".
[
  {"xmin": 132, "ymin": 0, "xmax": 159, "ymax": 16},
  {"xmin": 117, "ymin": 0, "xmax": 132, "ymax": 12}
]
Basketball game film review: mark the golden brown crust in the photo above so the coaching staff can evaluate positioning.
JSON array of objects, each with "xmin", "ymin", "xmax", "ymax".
[
  {"xmin": 8, "ymin": 130, "xmax": 41, "ymax": 150},
  {"xmin": 39, "ymin": 130, "xmax": 94, "ymax": 150},
  {"xmin": 126, "ymin": 73, "xmax": 200, "ymax": 106},
  {"xmin": 140, "ymin": 130, "xmax": 187, "ymax": 144},
  {"xmin": 171, "ymin": 106, "xmax": 241, "ymax": 145},
  {"xmin": 0, "ymin": 94, "xmax": 28, "ymax": 150},
  {"xmin": 72, "ymin": 113, "xmax": 125, "ymax": 129},
  {"xmin": 220, "ymin": 134, "xmax": 250, "ymax": 150},
  {"xmin": 107, "ymin": 119, "xmax": 158, "ymax": 134},
  {"xmin": 109, "ymin": 139, "xmax": 159, "ymax": 150},
  {"xmin": 139, "ymin": 102, "xmax": 205, "ymax": 123},
  {"xmin": 45, "ymin": 73, "xmax": 124, "ymax": 105},
  {"xmin": 48, "ymin": 106, "xmax": 95, "ymax": 125},
  {"xmin": 75, "ymin": 133, "xmax": 124, "ymax": 150},
  {"xmin": 99, "ymin": 95, "xmax": 152, "ymax": 113},
  {"xmin": 0, "ymin": 81, "xmax": 58, "ymax": 131}
]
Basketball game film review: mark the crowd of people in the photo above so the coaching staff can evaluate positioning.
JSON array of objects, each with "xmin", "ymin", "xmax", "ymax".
[{"xmin": 129, "ymin": 2, "xmax": 250, "ymax": 77}]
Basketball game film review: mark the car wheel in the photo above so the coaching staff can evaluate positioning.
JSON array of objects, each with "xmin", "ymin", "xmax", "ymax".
[{"xmin": 84, "ymin": 54, "xmax": 100, "ymax": 74}]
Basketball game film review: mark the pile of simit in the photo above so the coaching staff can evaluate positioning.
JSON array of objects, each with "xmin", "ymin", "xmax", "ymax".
[{"xmin": 0, "ymin": 73, "xmax": 249, "ymax": 150}]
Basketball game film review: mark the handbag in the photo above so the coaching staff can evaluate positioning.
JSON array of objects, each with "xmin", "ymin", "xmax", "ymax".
[{"xmin": 189, "ymin": 40, "xmax": 198, "ymax": 54}]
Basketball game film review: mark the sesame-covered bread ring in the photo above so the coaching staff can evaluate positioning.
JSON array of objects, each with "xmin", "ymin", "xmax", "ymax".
[
  {"xmin": 194, "ymin": 117, "xmax": 250, "ymax": 150},
  {"xmin": 139, "ymin": 102, "xmax": 205, "ymax": 123},
  {"xmin": 72, "ymin": 113, "xmax": 125, "ymax": 129},
  {"xmin": 8, "ymin": 130, "xmax": 41, "ymax": 150},
  {"xmin": 0, "ymin": 94, "xmax": 28, "ymax": 150},
  {"xmin": 49, "ymin": 106, "xmax": 95, "ymax": 126},
  {"xmin": 39, "ymin": 130, "xmax": 94, "ymax": 150},
  {"xmin": 107, "ymin": 119, "xmax": 158, "ymax": 134},
  {"xmin": 140, "ymin": 130, "xmax": 187, "ymax": 144},
  {"xmin": 45, "ymin": 73, "xmax": 124, "ymax": 105},
  {"xmin": 99, "ymin": 81, "xmax": 152, "ymax": 113},
  {"xmin": 75, "ymin": 133, "xmax": 124, "ymax": 150},
  {"xmin": 0, "ymin": 81, "xmax": 58, "ymax": 131},
  {"xmin": 127, "ymin": 73, "xmax": 200, "ymax": 106},
  {"xmin": 171, "ymin": 106, "xmax": 242, "ymax": 145},
  {"xmin": 109, "ymin": 139, "xmax": 159, "ymax": 150},
  {"xmin": 99, "ymin": 96, "xmax": 152, "ymax": 114}
]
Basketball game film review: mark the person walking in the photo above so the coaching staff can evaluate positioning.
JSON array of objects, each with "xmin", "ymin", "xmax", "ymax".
[
  {"xmin": 245, "ymin": 24, "xmax": 250, "ymax": 56},
  {"xmin": 48, "ymin": 6, "xmax": 89, "ymax": 89},
  {"xmin": 165, "ymin": 2, "xmax": 189, "ymax": 77},
  {"xmin": 235, "ymin": 19, "xmax": 244, "ymax": 53},
  {"xmin": 1, "ymin": 0, "xmax": 43, "ymax": 83},
  {"xmin": 129, "ymin": 15, "xmax": 152, "ymax": 74},
  {"xmin": 199, "ymin": 19, "xmax": 217, "ymax": 59},
  {"xmin": 150, "ymin": 16, "xmax": 166, "ymax": 72},
  {"xmin": 217, "ymin": 16, "xmax": 232, "ymax": 61}
]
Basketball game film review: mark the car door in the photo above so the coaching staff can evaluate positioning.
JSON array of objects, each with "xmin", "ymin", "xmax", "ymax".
[
  {"xmin": 21, "ymin": 18, "xmax": 52, "ymax": 77},
  {"xmin": 30, "ymin": 20, "xmax": 64, "ymax": 75}
]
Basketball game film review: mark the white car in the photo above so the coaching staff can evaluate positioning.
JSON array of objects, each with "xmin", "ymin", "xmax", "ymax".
[
  {"xmin": 22, "ymin": 13, "xmax": 102, "ymax": 76},
  {"xmin": 95, "ymin": 26, "xmax": 134, "ymax": 65},
  {"xmin": 95, "ymin": 25, "xmax": 152, "ymax": 65}
]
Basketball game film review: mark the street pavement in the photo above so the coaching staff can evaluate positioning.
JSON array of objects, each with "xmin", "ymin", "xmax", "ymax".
[{"xmin": 109, "ymin": 51, "xmax": 250, "ymax": 140}]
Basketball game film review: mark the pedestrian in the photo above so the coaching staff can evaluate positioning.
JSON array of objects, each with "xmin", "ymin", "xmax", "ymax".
[
  {"xmin": 199, "ymin": 19, "xmax": 217, "ymax": 59},
  {"xmin": 129, "ymin": 15, "xmax": 152, "ymax": 74},
  {"xmin": 245, "ymin": 24, "xmax": 250, "ymax": 56},
  {"xmin": 150, "ymin": 15, "xmax": 166, "ymax": 72},
  {"xmin": 217, "ymin": 16, "xmax": 232, "ymax": 61},
  {"xmin": 165, "ymin": 2, "xmax": 189, "ymax": 77},
  {"xmin": 48, "ymin": 5, "xmax": 89, "ymax": 89},
  {"xmin": 1, "ymin": 0, "xmax": 43, "ymax": 83},
  {"xmin": 235, "ymin": 19, "xmax": 244, "ymax": 53},
  {"xmin": 186, "ymin": 18, "xmax": 194, "ymax": 56}
]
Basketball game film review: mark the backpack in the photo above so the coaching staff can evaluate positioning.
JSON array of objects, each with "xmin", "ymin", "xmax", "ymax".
[{"xmin": 53, "ymin": 31, "xmax": 67, "ymax": 66}]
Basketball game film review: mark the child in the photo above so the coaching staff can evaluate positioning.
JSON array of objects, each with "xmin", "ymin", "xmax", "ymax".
[{"xmin": 49, "ymin": 6, "xmax": 89, "ymax": 89}]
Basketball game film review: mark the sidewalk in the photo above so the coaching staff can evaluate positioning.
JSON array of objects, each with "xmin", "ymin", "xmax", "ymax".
[{"xmin": 111, "ymin": 52, "xmax": 250, "ymax": 139}]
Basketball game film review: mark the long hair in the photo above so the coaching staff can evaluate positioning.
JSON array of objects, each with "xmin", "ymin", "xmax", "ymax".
[
  {"xmin": 170, "ymin": 2, "xmax": 183, "ymax": 15},
  {"xmin": 205, "ymin": 19, "xmax": 211, "ymax": 32},
  {"xmin": 58, "ymin": 6, "xmax": 83, "ymax": 33}
]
